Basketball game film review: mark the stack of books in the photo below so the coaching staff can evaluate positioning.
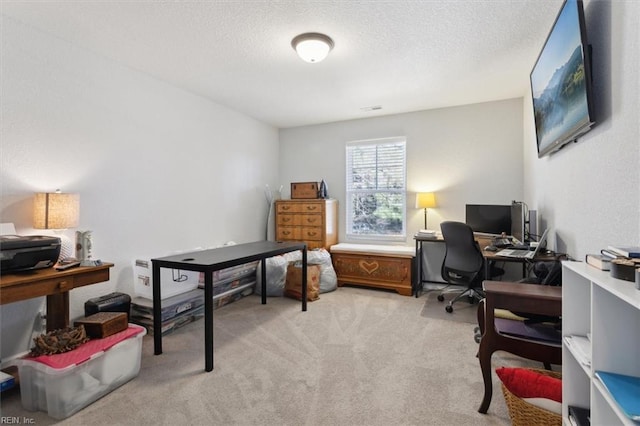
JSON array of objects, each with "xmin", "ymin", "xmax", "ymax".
[
  {"xmin": 416, "ymin": 229, "xmax": 437, "ymax": 238},
  {"xmin": 585, "ymin": 245, "xmax": 640, "ymax": 271}
]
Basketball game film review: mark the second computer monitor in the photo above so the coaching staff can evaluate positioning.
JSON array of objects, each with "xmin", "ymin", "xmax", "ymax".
[{"xmin": 511, "ymin": 201, "xmax": 526, "ymax": 242}]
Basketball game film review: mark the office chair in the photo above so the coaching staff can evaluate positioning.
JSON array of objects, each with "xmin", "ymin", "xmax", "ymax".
[{"xmin": 437, "ymin": 221, "xmax": 485, "ymax": 313}]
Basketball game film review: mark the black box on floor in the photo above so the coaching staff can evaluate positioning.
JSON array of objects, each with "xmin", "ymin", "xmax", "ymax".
[{"xmin": 84, "ymin": 292, "xmax": 132, "ymax": 321}]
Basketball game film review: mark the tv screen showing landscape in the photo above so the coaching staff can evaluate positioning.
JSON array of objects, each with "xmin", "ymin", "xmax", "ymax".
[{"xmin": 530, "ymin": 0, "xmax": 594, "ymax": 157}]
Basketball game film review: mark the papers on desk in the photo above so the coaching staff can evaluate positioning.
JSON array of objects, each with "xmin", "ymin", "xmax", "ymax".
[{"xmin": 564, "ymin": 335, "xmax": 592, "ymax": 367}]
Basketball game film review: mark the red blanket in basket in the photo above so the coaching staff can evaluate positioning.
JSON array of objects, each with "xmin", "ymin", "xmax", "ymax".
[{"xmin": 28, "ymin": 325, "xmax": 144, "ymax": 369}]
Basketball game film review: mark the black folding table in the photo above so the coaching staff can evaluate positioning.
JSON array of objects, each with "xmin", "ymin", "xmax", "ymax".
[{"xmin": 152, "ymin": 240, "xmax": 307, "ymax": 372}]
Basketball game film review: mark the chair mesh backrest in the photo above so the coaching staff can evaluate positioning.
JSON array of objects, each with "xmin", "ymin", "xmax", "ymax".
[{"xmin": 440, "ymin": 221, "xmax": 484, "ymax": 284}]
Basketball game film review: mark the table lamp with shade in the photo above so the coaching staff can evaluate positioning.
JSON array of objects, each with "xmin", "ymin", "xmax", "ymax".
[
  {"xmin": 33, "ymin": 190, "xmax": 79, "ymax": 260},
  {"xmin": 415, "ymin": 192, "xmax": 437, "ymax": 232}
]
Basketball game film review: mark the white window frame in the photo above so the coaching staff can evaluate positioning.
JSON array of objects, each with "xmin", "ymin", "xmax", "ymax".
[{"xmin": 345, "ymin": 136, "xmax": 407, "ymax": 242}]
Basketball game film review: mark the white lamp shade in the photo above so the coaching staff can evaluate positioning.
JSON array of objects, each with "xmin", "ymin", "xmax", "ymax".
[
  {"xmin": 33, "ymin": 192, "xmax": 79, "ymax": 229},
  {"xmin": 292, "ymin": 33, "xmax": 334, "ymax": 63}
]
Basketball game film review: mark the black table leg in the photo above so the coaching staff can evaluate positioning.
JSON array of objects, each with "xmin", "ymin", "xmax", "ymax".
[
  {"xmin": 152, "ymin": 262, "xmax": 162, "ymax": 355},
  {"xmin": 261, "ymin": 259, "xmax": 267, "ymax": 305},
  {"xmin": 204, "ymin": 271, "xmax": 214, "ymax": 372},
  {"xmin": 302, "ymin": 247, "xmax": 307, "ymax": 312}
]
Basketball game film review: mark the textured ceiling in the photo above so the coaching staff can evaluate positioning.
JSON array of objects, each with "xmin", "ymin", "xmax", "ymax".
[{"xmin": 1, "ymin": 1, "xmax": 563, "ymax": 128}]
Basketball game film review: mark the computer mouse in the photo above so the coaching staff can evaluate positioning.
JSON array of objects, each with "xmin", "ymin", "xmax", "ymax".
[{"xmin": 484, "ymin": 245, "xmax": 498, "ymax": 252}]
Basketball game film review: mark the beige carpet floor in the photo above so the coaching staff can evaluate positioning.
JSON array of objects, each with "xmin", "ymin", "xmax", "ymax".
[
  {"xmin": 420, "ymin": 288, "xmax": 480, "ymax": 324},
  {"xmin": 0, "ymin": 286, "xmax": 550, "ymax": 425}
]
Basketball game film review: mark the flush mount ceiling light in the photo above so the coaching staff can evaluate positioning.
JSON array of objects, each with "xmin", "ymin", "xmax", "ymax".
[{"xmin": 291, "ymin": 33, "xmax": 334, "ymax": 63}]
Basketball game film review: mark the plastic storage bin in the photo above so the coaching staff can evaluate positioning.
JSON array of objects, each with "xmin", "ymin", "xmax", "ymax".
[{"xmin": 14, "ymin": 325, "xmax": 145, "ymax": 419}]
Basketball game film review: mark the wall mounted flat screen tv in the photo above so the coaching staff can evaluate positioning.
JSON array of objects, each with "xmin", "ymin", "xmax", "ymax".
[
  {"xmin": 465, "ymin": 204, "xmax": 511, "ymax": 236},
  {"xmin": 530, "ymin": 0, "xmax": 595, "ymax": 158}
]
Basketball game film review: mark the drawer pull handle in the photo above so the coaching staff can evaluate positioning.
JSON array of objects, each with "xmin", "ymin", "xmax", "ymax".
[
  {"xmin": 57, "ymin": 280, "xmax": 71, "ymax": 290},
  {"xmin": 307, "ymin": 232, "xmax": 317, "ymax": 236},
  {"xmin": 283, "ymin": 218, "xmax": 292, "ymax": 223},
  {"xmin": 282, "ymin": 206, "xmax": 291, "ymax": 210},
  {"xmin": 306, "ymin": 206, "xmax": 318, "ymax": 211},
  {"xmin": 282, "ymin": 231, "xmax": 291, "ymax": 236}
]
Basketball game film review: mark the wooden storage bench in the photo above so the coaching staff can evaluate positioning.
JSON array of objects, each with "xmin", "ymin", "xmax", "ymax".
[{"xmin": 329, "ymin": 243, "xmax": 414, "ymax": 296}]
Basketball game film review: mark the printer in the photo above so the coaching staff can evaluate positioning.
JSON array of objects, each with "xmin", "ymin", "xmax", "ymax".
[{"xmin": 0, "ymin": 235, "xmax": 61, "ymax": 274}]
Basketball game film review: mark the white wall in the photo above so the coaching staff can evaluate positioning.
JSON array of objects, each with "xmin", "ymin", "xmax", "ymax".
[
  {"xmin": 523, "ymin": 0, "xmax": 639, "ymax": 259},
  {"xmin": 279, "ymin": 98, "xmax": 525, "ymax": 244},
  {"xmin": 0, "ymin": 17, "xmax": 279, "ymax": 360}
]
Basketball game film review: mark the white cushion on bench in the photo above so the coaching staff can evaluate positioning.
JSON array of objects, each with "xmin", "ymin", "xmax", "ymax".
[{"xmin": 330, "ymin": 243, "xmax": 414, "ymax": 257}]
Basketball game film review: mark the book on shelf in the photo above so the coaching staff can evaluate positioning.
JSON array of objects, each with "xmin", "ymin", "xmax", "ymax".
[
  {"xmin": 585, "ymin": 254, "xmax": 611, "ymax": 271},
  {"xmin": 568, "ymin": 405, "xmax": 590, "ymax": 426},
  {"xmin": 600, "ymin": 249, "xmax": 622, "ymax": 259},
  {"xmin": 607, "ymin": 245, "xmax": 640, "ymax": 259},
  {"xmin": 594, "ymin": 371, "xmax": 640, "ymax": 421}
]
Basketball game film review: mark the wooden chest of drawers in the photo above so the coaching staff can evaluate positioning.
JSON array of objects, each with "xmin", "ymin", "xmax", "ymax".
[{"xmin": 275, "ymin": 199, "xmax": 338, "ymax": 250}]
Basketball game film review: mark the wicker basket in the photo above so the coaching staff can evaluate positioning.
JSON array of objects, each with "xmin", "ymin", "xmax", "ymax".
[{"xmin": 500, "ymin": 368, "xmax": 562, "ymax": 426}]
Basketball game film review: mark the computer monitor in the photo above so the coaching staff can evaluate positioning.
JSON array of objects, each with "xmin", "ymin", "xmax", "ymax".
[
  {"xmin": 511, "ymin": 202, "xmax": 526, "ymax": 243},
  {"xmin": 465, "ymin": 204, "xmax": 511, "ymax": 236}
]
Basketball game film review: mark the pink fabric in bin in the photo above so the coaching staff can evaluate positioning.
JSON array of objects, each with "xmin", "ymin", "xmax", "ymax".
[{"xmin": 28, "ymin": 325, "xmax": 144, "ymax": 369}]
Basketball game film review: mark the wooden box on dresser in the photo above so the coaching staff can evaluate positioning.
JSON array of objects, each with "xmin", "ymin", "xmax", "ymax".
[
  {"xmin": 562, "ymin": 261, "xmax": 640, "ymax": 425},
  {"xmin": 275, "ymin": 199, "xmax": 338, "ymax": 250}
]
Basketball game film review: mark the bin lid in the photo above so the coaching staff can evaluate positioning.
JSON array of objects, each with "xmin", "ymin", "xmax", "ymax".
[{"xmin": 27, "ymin": 325, "xmax": 145, "ymax": 369}]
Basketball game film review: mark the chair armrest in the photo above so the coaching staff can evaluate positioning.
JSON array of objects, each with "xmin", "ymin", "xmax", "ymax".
[{"xmin": 482, "ymin": 281, "xmax": 562, "ymax": 317}]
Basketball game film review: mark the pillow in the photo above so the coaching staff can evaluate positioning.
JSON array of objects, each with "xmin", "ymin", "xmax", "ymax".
[{"xmin": 496, "ymin": 367, "xmax": 562, "ymax": 403}]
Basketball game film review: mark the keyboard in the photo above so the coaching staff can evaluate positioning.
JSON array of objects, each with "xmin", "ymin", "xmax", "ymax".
[{"xmin": 495, "ymin": 248, "xmax": 535, "ymax": 259}]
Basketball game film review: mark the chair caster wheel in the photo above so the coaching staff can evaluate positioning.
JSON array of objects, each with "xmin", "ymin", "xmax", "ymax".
[
  {"xmin": 445, "ymin": 305, "xmax": 453, "ymax": 313},
  {"xmin": 437, "ymin": 294, "xmax": 445, "ymax": 302}
]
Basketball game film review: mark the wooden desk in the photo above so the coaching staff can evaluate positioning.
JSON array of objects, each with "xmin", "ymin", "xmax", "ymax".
[
  {"xmin": 0, "ymin": 263, "xmax": 114, "ymax": 331},
  {"xmin": 152, "ymin": 240, "xmax": 307, "ymax": 372}
]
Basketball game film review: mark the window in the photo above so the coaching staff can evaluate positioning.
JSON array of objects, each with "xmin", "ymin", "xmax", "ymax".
[{"xmin": 345, "ymin": 137, "xmax": 406, "ymax": 241}]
